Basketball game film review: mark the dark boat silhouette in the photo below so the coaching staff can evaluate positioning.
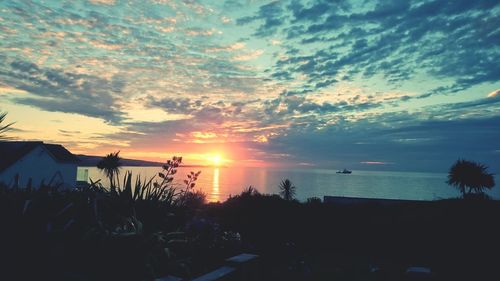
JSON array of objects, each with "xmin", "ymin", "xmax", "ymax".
[{"xmin": 336, "ymin": 168, "xmax": 352, "ymax": 174}]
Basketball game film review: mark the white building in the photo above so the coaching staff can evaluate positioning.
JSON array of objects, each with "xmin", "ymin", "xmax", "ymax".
[{"xmin": 0, "ymin": 141, "xmax": 79, "ymax": 189}]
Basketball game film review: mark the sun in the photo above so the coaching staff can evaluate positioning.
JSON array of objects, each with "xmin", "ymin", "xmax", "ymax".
[
  {"xmin": 210, "ymin": 154, "xmax": 222, "ymax": 166},
  {"xmin": 204, "ymin": 152, "xmax": 229, "ymax": 167}
]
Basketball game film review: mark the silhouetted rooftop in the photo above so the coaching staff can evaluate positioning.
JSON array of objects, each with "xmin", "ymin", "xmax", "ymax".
[{"xmin": 0, "ymin": 141, "xmax": 79, "ymax": 172}]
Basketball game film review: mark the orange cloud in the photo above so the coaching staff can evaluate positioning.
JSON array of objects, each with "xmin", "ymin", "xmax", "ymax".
[
  {"xmin": 157, "ymin": 26, "xmax": 175, "ymax": 33},
  {"xmin": 89, "ymin": 0, "xmax": 115, "ymax": 5},
  {"xmin": 233, "ymin": 50, "xmax": 264, "ymax": 61},
  {"xmin": 487, "ymin": 89, "xmax": 499, "ymax": 98},
  {"xmin": 206, "ymin": 42, "xmax": 245, "ymax": 52},
  {"xmin": 192, "ymin": 131, "xmax": 217, "ymax": 139}
]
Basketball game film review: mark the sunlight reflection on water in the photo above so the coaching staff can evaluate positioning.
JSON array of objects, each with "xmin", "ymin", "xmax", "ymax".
[
  {"xmin": 78, "ymin": 166, "xmax": 500, "ymax": 202},
  {"xmin": 211, "ymin": 168, "xmax": 220, "ymax": 202}
]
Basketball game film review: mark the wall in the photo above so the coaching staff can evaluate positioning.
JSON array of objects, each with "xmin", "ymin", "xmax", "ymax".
[
  {"xmin": 0, "ymin": 145, "xmax": 77, "ymax": 188},
  {"xmin": 323, "ymin": 195, "xmax": 424, "ymax": 205}
]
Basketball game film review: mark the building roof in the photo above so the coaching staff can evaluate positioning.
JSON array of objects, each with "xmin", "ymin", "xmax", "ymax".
[
  {"xmin": 44, "ymin": 143, "xmax": 80, "ymax": 163},
  {"xmin": 0, "ymin": 141, "xmax": 79, "ymax": 172}
]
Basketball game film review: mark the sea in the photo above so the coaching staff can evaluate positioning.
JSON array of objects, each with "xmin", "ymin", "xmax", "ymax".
[{"xmin": 77, "ymin": 166, "xmax": 500, "ymax": 202}]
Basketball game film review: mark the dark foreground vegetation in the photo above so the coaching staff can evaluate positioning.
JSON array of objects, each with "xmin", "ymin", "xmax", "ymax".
[
  {"xmin": 2, "ymin": 186, "xmax": 500, "ymax": 280},
  {"xmin": 207, "ymin": 192, "xmax": 500, "ymax": 281},
  {"xmin": 0, "ymin": 156, "xmax": 498, "ymax": 281},
  {"xmin": 0, "ymin": 157, "xmax": 237, "ymax": 280}
]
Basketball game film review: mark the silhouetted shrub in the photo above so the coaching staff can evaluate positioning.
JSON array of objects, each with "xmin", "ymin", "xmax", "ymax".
[
  {"xmin": 306, "ymin": 197, "xmax": 322, "ymax": 204},
  {"xmin": 179, "ymin": 189, "xmax": 207, "ymax": 209}
]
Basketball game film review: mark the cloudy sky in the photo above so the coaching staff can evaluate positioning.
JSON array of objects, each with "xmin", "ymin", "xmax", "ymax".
[{"xmin": 0, "ymin": 0, "xmax": 499, "ymax": 172}]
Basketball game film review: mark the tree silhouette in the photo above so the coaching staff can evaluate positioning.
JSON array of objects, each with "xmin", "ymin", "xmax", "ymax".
[
  {"xmin": 447, "ymin": 159, "xmax": 495, "ymax": 197},
  {"xmin": 279, "ymin": 179, "xmax": 296, "ymax": 201},
  {"xmin": 0, "ymin": 112, "xmax": 14, "ymax": 140},
  {"xmin": 97, "ymin": 151, "xmax": 122, "ymax": 189}
]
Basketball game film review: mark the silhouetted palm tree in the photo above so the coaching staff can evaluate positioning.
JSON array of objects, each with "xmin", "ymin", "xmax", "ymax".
[
  {"xmin": 447, "ymin": 159, "xmax": 495, "ymax": 197},
  {"xmin": 279, "ymin": 179, "xmax": 296, "ymax": 201},
  {"xmin": 97, "ymin": 151, "xmax": 122, "ymax": 189},
  {"xmin": 0, "ymin": 112, "xmax": 13, "ymax": 139}
]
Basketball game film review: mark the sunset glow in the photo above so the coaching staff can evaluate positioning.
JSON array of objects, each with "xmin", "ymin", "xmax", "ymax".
[
  {"xmin": 1, "ymin": 2, "xmax": 499, "ymax": 279},
  {"xmin": 0, "ymin": 0, "xmax": 498, "ymax": 171},
  {"xmin": 210, "ymin": 154, "xmax": 222, "ymax": 166}
]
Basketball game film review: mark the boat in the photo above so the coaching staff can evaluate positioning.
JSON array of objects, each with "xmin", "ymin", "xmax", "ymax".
[{"xmin": 336, "ymin": 168, "xmax": 352, "ymax": 174}]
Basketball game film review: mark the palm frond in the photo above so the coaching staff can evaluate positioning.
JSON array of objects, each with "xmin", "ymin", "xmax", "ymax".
[
  {"xmin": 279, "ymin": 179, "xmax": 296, "ymax": 201},
  {"xmin": 0, "ymin": 111, "xmax": 14, "ymax": 139},
  {"xmin": 97, "ymin": 151, "xmax": 122, "ymax": 188}
]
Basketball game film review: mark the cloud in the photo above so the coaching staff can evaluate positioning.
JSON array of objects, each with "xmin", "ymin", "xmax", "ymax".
[
  {"xmin": 220, "ymin": 16, "xmax": 232, "ymax": 24},
  {"xmin": 240, "ymin": 0, "xmax": 500, "ymax": 94},
  {"xmin": 262, "ymin": 112, "xmax": 500, "ymax": 172},
  {"xmin": 1, "ymin": 0, "xmax": 498, "ymax": 171},
  {"xmin": 147, "ymin": 97, "xmax": 200, "ymax": 115},
  {"xmin": 1, "ymin": 59, "xmax": 124, "ymax": 123},
  {"xmin": 206, "ymin": 42, "xmax": 245, "ymax": 52},
  {"xmin": 89, "ymin": 0, "xmax": 115, "ymax": 5},
  {"xmin": 237, "ymin": 1, "xmax": 287, "ymax": 36},
  {"xmin": 444, "ymin": 93, "xmax": 500, "ymax": 111},
  {"xmin": 185, "ymin": 28, "xmax": 219, "ymax": 36},
  {"xmin": 233, "ymin": 49, "xmax": 264, "ymax": 61},
  {"xmin": 270, "ymin": 39, "xmax": 281, "ymax": 45},
  {"xmin": 487, "ymin": 89, "xmax": 499, "ymax": 98},
  {"xmin": 361, "ymin": 161, "xmax": 393, "ymax": 165}
]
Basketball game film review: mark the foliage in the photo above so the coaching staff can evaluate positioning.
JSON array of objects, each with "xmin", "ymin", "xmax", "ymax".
[
  {"xmin": 4, "ymin": 164, "xmax": 500, "ymax": 280},
  {"xmin": 178, "ymin": 189, "xmax": 207, "ymax": 210},
  {"xmin": 91, "ymin": 156, "xmax": 203, "ymax": 210},
  {"xmin": 0, "ymin": 111, "xmax": 14, "ymax": 139},
  {"xmin": 97, "ymin": 151, "xmax": 122, "ymax": 190},
  {"xmin": 279, "ymin": 179, "xmax": 296, "ymax": 201},
  {"xmin": 184, "ymin": 217, "xmax": 241, "ymax": 274},
  {"xmin": 0, "ymin": 156, "xmax": 210, "ymax": 280},
  {"xmin": 0, "ymin": 182, "xmax": 197, "ymax": 280},
  {"xmin": 241, "ymin": 185, "xmax": 260, "ymax": 197},
  {"xmin": 177, "ymin": 170, "xmax": 204, "ymax": 208},
  {"xmin": 209, "ymin": 190, "xmax": 500, "ymax": 281},
  {"xmin": 447, "ymin": 159, "xmax": 495, "ymax": 197},
  {"xmin": 90, "ymin": 157, "xmax": 206, "ymax": 278},
  {"xmin": 306, "ymin": 197, "xmax": 322, "ymax": 204},
  {"xmin": 183, "ymin": 170, "xmax": 201, "ymax": 190}
]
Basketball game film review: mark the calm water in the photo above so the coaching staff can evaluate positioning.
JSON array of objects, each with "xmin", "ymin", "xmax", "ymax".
[{"xmin": 77, "ymin": 166, "xmax": 500, "ymax": 202}]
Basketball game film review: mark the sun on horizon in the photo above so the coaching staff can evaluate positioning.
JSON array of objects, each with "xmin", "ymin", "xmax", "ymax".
[{"xmin": 210, "ymin": 154, "xmax": 223, "ymax": 167}]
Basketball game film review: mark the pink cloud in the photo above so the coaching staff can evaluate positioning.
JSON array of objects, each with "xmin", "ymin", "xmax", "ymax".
[{"xmin": 360, "ymin": 161, "xmax": 393, "ymax": 165}]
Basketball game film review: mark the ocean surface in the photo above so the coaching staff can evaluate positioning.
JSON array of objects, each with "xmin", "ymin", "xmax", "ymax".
[{"xmin": 77, "ymin": 166, "xmax": 500, "ymax": 202}]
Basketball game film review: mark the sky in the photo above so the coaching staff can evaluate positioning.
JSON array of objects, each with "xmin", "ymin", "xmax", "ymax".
[{"xmin": 0, "ymin": 0, "xmax": 499, "ymax": 172}]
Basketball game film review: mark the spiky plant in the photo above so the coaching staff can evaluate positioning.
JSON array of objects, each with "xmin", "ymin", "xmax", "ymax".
[
  {"xmin": 279, "ymin": 179, "xmax": 296, "ymax": 201},
  {"xmin": 241, "ymin": 186, "xmax": 260, "ymax": 197},
  {"xmin": 447, "ymin": 159, "xmax": 495, "ymax": 197},
  {"xmin": 0, "ymin": 111, "xmax": 14, "ymax": 139}
]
